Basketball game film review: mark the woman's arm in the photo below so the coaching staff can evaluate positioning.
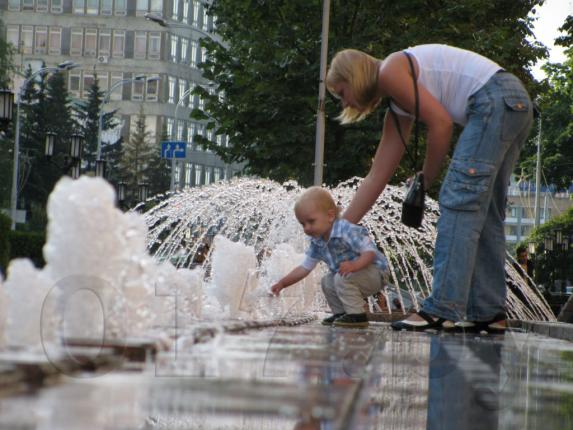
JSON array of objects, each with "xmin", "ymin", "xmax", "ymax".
[
  {"xmin": 343, "ymin": 53, "xmax": 453, "ymax": 224},
  {"xmin": 343, "ymin": 112, "xmax": 410, "ymax": 223}
]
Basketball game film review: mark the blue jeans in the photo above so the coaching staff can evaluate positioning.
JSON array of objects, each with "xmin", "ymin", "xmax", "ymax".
[{"xmin": 422, "ymin": 72, "xmax": 533, "ymax": 322}]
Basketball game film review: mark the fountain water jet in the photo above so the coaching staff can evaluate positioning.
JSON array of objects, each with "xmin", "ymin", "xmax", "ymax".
[{"xmin": 142, "ymin": 177, "xmax": 555, "ymax": 322}]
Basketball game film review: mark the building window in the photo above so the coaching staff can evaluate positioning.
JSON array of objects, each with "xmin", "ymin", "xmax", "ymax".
[
  {"xmin": 36, "ymin": 0, "xmax": 48, "ymax": 12},
  {"xmin": 34, "ymin": 27, "xmax": 43, "ymax": 54},
  {"xmin": 134, "ymin": 31, "xmax": 147, "ymax": 59},
  {"xmin": 168, "ymin": 77, "xmax": 176, "ymax": 104},
  {"xmin": 170, "ymin": 35, "xmax": 178, "ymax": 62},
  {"xmin": 70, "ymin": 28, "xmax": 83, "ymax": 56},
  {"xmin": 200, "ymin": 46, "xmax": 206, "ymax": 64},
  {"xmin": 172, "ymin": 0, "xmax": 179, "ymax": 20},
  {"xmin": 22, "ymin": 0, "xmax": 33, "ymax": 10},
  {"xmin": 202, "ymin": 6, "xmax": 209, "ymax": 31},
  {"xmin": 86, "ymin": 0, "xmax": 98, "ymax": 14},
  {"xmin": 115, "ymin": 0, "xmax": 126, "ymax": 15},
  {"xmin": 112, "ymin": 30, "xmax": 125, "ymax": 58},
  {"xmin": 7, "ymin": 25, "xmax": 19, "ymax": 51},
  {"xmin": 98, "ymin": 30, "xmax": 111, "ymax": 56},
  {"xmin": 69, "ymin": 70, "xmax": 81, "ymax": 97},
  {"xmin": 83, "ymin": 72, "xmax": 95, "ymax": 98},
  {"xmin": 192, "ymin": 0, "xmax": 199, "ymax": 26},
  {"xmin": 8, "ymin": 0, "xmax": 20, "ymax": 11},
  {"xmin": 190, "ymin": 40, "xmax": 198, "ymax": 67},
  {"xmin": 109, "ymin": 72, "xmax": 123, "ymax": 100},
  {"xmin": 178, "ymin": 80, "xmax": 186, "ymax": 104},
  {"xmin": 98, "ymin": 72, "xmax": 109, "ymax": 92},
  {"xmin": 48, "ymin": 27, "xmax": 61, "ymax": 55},
  {"xmin": 177, "ymin": 121, "xmax": 184, "ymax": 140},
  {"xmin": 101, "ymin": 0, "xmax": 112, "ymax": 15},
  {"xmin": 51, "ymin": 0, "xmax": 62, "ymax": 12},
  {"xmin": 84, "ymin": 29, "xmax": 97, "ymax": 57},
  {"xmin": 146, "ymin": 76, "xmax": 159, "ymax": 101},
  {"xmin": 166, "ymin": 117, "xmax": 174, "ymax": 137},
  {"xmin": 148, "ymin": 32, "xmax": 161, "ymax": 59},
  {"xmin": 185, "ymin": 163, "xmax": 192, "ymax": 187},
  {"xmin": 182, "ymin": 0, "xmax": 189, "ymax": 20},
  {"xmin": 73, "ymin": 0, "xmax": 84, "ymax": 14},
  {"xmin": 136, "ymin": 0, "xmax": 148, "ymax": 16},
  {"xmin": 150, "ymin": 0, "xmax": 162, "ymax": 16},
  {"xmin": 188, "ymin": 122, "xmax": 195, "ymax": 143},
  {"xmin": 194, "ymin": 164, "xmax": 202, "ymax": 185},
  {"xmin": 180, "ymin": 37, "xmax": 188, "ymax": 62},
  {"xmin": 132, "ymin": 79, "xmax": 144, "ymax": 101},
  {"xmin": 21, "ymin": 26, "xmax": 33, "ymax": 54}
]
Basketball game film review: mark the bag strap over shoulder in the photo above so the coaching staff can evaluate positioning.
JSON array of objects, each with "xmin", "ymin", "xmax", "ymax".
[{"xmin": 387, "ymin": 51, "xmax": 420, "ymax": 171}]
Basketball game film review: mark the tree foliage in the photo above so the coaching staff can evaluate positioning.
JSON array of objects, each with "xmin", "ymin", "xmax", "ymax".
[
  {"xmin": 0, "ymin": 19, "xmax": 15, "ymax": 88},
  {"xmin": 195, "ymin": 0, "xmax": 546, "ymax": 186},
  {"xmin": 74, "ymin": 77, "xmax": 118, "ymax": 170},
  {"xmin": 119, "ymin": 106, "xmax": 157, "ymax": 206},
  {"xmin": 519, "ymin": 15, "xmax": 573, "ymax": 190}
]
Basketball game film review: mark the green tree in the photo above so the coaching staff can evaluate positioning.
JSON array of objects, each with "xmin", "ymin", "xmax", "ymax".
[
  {"xmin": 18, "ymin": 71, "xmax": 76, "ymax": 230},
  {"xmin": 74, "ymin": 76, "xmax": 118, "ymax": 171},
  {"xmin": 119, "ymin": 106, "xmax": 156, "ymax": 206},
  {"xmin": 0, "ymin": 19, "xmax": 15, "ymax": 88},
  {"xmin": 195, "ymin": 0, "xmax": 546, "ymax": 187},
  {"xmin": 146, "ymin": 124, "xmax": 171, "ymax": 197},
  {"xmin": 519, "ymin": 15, "xmax": 573, "ymax": 190}
]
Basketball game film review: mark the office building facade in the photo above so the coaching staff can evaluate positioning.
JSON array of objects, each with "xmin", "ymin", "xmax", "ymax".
[{"xmin": 1, "ymin": 0, "xmax": 242, "ymax": 188}]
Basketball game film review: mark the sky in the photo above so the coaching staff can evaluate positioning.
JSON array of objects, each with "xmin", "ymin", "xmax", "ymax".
[{"xmin": 530, "ymin": 0, "xmax": 573, "ymax": 79}]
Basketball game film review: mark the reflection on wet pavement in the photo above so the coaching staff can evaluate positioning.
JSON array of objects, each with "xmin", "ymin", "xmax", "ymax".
[{"xmin": 1, "ymin": 322, "xmax": 572, "ymax": 429}]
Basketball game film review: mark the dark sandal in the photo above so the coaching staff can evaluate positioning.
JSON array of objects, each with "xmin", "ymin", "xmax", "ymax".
[
  {"xmin": 391, "ymin": 310, "xmax": 448, "ymax": 332},
  {"xmin": 473, "ymin": 313, "xmax": 507, "ymax": 334}
]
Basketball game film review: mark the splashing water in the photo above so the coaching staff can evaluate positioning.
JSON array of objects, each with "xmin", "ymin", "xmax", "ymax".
[
  {"xmin": 142, "ymin": 177, "xmax": 554, "ymax": 322},
  {"xmin": 0, "ymin": 175, "xmax": 555, "ymax": 350}
]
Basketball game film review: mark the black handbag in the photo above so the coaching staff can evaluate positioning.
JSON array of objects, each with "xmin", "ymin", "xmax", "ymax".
[
  {"xmin": 389, "ymin": 51, "xmax": 425, "ymax": 229},
  {"xmin": 401, "ymin": 171, "xmax": 425, "ymax": 228}
]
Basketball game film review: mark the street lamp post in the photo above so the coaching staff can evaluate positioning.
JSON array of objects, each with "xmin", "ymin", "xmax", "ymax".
[
  {"xmin": 96, "ymin": 75, "xmax": 160, "ymax": 174},
  {"xmin": 10, "ymin": 62, "xmax": 79, "ymax": 230}
]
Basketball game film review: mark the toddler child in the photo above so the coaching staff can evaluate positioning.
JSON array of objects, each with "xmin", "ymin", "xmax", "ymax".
[{"xmin": 271, "ymin": 187, "xmax": 388, "ymax": 328}]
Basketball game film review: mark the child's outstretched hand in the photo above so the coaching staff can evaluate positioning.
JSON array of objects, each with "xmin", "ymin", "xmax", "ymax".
[
  {"xmin": 270, "ymin": 281, "xmax": 284, "ymax": 296},
  {"xmin": 338, "ymin": 260, "xmax": 357, "ymax": 276}
]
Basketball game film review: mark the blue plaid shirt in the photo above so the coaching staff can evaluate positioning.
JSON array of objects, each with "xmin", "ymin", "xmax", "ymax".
[{"xmin": 301, "ymin": 219, "xmax": 388, "ymax": 274}]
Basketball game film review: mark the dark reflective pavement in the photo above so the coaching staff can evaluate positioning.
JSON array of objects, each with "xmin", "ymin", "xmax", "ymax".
[{"xmin": 0, "ymin": 322, "xmax": 572, "ymax": 429}]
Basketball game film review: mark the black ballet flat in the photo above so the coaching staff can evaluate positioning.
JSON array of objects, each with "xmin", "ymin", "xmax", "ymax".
[{"xmin": 391, "ymin": 310, "xmax": 451, "ymax": 332}]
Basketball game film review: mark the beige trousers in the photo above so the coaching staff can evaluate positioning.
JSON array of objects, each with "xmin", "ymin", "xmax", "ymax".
[{"xmin": 321, "ymin": 264, "xmax": 385, "ymax": 315}]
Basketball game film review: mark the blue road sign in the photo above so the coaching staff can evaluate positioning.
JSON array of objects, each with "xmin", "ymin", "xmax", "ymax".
[{"xmin": 161, "ymin": 141, "xmax": 187, "ymax": 159}]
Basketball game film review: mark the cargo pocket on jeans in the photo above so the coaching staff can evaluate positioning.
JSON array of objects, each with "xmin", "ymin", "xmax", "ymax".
[
  {"xmin": 501, "ymin": 95, "xmax": 530, "ymax": 141},
  {"xmin": 440, "ymin": 159, "xmax": 495, "ymax": 211}
]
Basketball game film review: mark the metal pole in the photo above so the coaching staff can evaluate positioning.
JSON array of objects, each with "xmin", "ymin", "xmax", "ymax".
[
  {"xmin": 313, "ymin": 0, "xmax": 331, "ymax": 186},
  {"xmin": 10, "ymin": 66, "xmax": 60, "ymax": 230},
  {"xmin": 97, "ymin": 105, "xmax": 104, "ymax": 160},
  {"xmin": 9, "ymin": 98, "xmax": 22, "ymax": 230},
  {"xmin": 171, "ymin": 87, "xmax": 193, "ymax": 191},
  {"xmin": 534, "ymin": 115, "xmax": 542, "ymax": 227}
]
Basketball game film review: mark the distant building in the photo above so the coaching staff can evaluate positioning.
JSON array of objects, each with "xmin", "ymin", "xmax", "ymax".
[
  {"xmin": 1, "ymin": 0, "xmax": 242, "ymax": 188},
  {"xmin": 505, "ymin": 175, "xmax": 573, "ymax": 245}
]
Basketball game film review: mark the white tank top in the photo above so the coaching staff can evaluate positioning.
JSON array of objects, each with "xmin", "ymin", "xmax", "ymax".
[{"xmin": 388, "ymin": 44, "xmax": 502, "ymax": 125}]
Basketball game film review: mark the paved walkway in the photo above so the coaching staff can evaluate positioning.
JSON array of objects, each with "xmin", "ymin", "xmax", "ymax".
[{"xmin": 1, "ymin": 319, "xmax": 572, "ymax": 429}]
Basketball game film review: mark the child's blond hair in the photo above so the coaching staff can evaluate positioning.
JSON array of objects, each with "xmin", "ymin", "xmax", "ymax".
[
  {"xmin": 326, "ymin": 49, "xmax": 382, "ymax": 124},
  {"xmin": 294, "ymin": 187, "xmax": 340, "ymax": 217}
]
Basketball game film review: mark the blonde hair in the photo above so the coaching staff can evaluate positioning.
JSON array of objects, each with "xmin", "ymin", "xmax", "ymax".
[
  {"xmin": 326, "ymin": 49, "xmax": 382, "ymax": 124},
  {"xmin": 294, "ymin": 186, "xmax": 340, "ymax": 217}
]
